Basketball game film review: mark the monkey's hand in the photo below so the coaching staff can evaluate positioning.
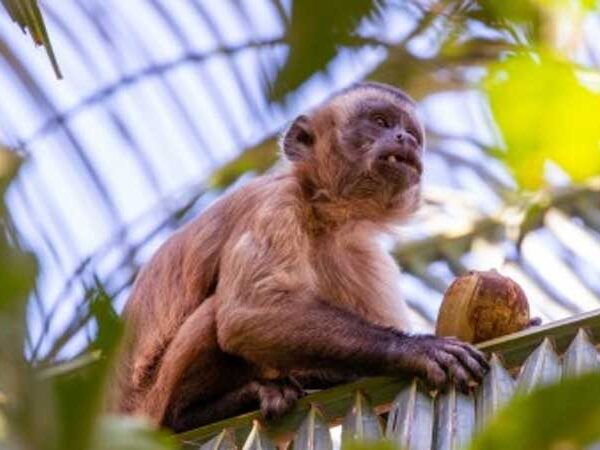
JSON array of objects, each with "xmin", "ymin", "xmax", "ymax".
[
  {"xmin": 251, "ymin": 377, "xmax": 305, "ymax": 421},
  {"xmin": 390, "ymin": 334, "xmax": 489, "ymax": 393}
]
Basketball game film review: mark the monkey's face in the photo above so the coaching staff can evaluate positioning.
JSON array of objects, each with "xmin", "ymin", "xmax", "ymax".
[
  {"xmin": 283, "ymin": 84, "xmax": 424, "ymax": 207},
  {"xmin": 340, "ymin": 96, "xmax": 424, "ymax": 193}
]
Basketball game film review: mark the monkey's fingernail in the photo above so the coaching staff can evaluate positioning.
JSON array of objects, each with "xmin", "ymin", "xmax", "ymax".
[
  {"xmin": 428, "ymin": 389, "xmax": 439, "ymax": 398},
  {"xmin": 467, "ymin": 380, "xmax": 479, "ymax": 388}
]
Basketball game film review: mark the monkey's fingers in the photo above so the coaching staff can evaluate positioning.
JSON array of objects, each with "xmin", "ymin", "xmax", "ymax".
[
  {"xmin": 259, "ymin": 386, "xmax": 288, "ymax": 421},
  {"xmin": 441, "ymin": 343, "xmax": 489, "ymax": 382},
  {"xmin": 441, "ymin": 337, "xmax": 489, "ymax": 368},
  {"xmin": 410, "ymin": 336, "xmax": 488, "ymax": 392},
  {"xmin": 282, "ymin": 385, "xmax": 302, "ymax": 405},
  {"xmin": 258, "ymin": 381, "xmax": 301, "ymax": 422},
  {"xmin": 417, "ymin": 358, "xmax": 448, "ymax": 392},
  {"xmin": 269, "ymin": 377, "xmax": 305, "ymax": 402},
  {"xmin": 434, "ymin": 352, "xmax": 475, "ymax": 394},
  {"xmin": 284, "ymin": 376, "xmax": 306, "ymax": 398}
]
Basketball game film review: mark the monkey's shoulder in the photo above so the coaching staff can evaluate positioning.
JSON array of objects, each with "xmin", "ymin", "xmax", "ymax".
[{"xmin": 223, "ymin": 173, "xmax": 307, "ymax": 237}]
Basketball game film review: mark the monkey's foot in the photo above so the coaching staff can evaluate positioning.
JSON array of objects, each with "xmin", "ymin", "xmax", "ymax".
[{"xmin": 253, "ymin": 377, "xmax": 305, "ymax": 421}]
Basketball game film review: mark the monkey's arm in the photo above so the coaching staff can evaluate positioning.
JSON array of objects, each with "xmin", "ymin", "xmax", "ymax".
[
  {"xmin": 217, "ymin": 298, "xmax": 486, "ymax": 392},
  {"xmin": 215, "ymin": 227, "xmax": 487, "ymax": 391}
]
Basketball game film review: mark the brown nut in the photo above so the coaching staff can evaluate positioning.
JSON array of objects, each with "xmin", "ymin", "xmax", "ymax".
[{"xmin": 435, "ymin": 269, "xmax": 531, "ymax": 343}]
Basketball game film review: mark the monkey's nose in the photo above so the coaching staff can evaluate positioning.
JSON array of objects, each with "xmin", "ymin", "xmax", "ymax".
[{"xmin": 396, "ymin": 131, "xmax": 417, "ymax": 147}]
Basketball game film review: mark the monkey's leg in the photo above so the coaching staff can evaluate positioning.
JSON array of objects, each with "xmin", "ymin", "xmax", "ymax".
[
  {"xmin": 218, "ymin": 299, "xmax": 489, "ymax": 392},
  {"xmin": 165, "ymin": 382, "xmax": 258, "ymax": 433},
  {"xmin": 168, "ymin": 378, "xmax": 304, "ymax": 433},
  {"xmin": 138, "ymin": 298, "xmax": 304, "ymax": 433},
  {"xmin": 138, "ymin": 298, "xmax": 252, "ymax": 427}
]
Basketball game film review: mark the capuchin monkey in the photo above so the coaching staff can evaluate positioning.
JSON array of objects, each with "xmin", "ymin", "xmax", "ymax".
[{"xmin": 109, "ymin": 82, "xmax": 489, "ymax": 433}]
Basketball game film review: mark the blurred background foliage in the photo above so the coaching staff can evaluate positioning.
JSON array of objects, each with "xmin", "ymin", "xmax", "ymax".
[
  {"xmin": 0, "ymin": 148, "xmax": 176, "ymax": 449},
  {"xmin": 1, "ymin": 0, "xmax": 600, "ymax": 448}
]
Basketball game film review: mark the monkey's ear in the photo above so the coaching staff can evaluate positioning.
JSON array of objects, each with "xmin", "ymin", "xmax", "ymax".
[{"xmin": 283, "ymin": 115, "xmax": 315, "ymax": 161}]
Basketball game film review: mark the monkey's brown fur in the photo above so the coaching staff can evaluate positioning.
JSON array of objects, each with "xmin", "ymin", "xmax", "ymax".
[{"xmin": 110, "ymin": 82, "xmax": 488, "ymax": 432}]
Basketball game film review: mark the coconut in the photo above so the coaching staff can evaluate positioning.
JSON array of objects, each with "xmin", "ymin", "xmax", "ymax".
[{"xmin": 435, "ymin": 269, "xmax": 532, "ymax": 343}]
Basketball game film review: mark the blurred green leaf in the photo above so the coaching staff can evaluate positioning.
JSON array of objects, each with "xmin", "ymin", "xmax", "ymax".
[
  {"xmin": 342, "ymin": 440, "xmax": 399, "ymax": 450},
  {"xmin": 0, "ymin": 0, "xmax": 62, "ymax": 78},
  {"xmin": 51, "ymin": 282, "xmax": 124, "ymax": 450},
  {"xmin": 478, "ymin": 0, "xmax": 539, "ymax": 24},
  {"xmin": 209, "ymin": 138, "xmax": 279, "ymax": 189},
  {"xmin": 515, "ymin": 194, "xmax": 550, "ymax": 249},
  {"xmin": 0, "ymin": 148, "xmax": 48, "ymax": 450},
  {"xmin": 0, "ymin": 149, "xmax": 21, "ymax": 195},
  {"xmin": 485, "ymin": 52, "xmax": 600, "ymax": 189},
  {"xmin": 92, "ymin": 416, "xmax": 177, "ymax": 450},
  {"xmin": 477, "ymin": 0, "xmax": 596, "ymax": 32},
  {"xmin": 0, "ymin": 145, "xmax": 173, "ymax": 450},
  {"xmin": 269, "ymin": 0, "xmax": 383, "ymax": 102},
  {"xmin": 468, "ymin": 371, "xmax": 600, "ymax": 450},
  {"xmin": 87, "ymin": 281, "xmax": 124, "ymax": 359},
  {"xmin": 0, "ymin": 409, "xmax": 6, "ymax": 442}
]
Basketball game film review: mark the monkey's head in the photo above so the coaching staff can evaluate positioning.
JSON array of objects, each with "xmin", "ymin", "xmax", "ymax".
[{"xmin": 283, "ymin": 82, "xmax": 424, "ymax": 222}]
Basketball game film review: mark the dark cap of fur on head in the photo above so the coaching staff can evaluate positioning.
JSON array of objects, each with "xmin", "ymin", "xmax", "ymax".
[{"xmin": 335, "ymin": 81, "xmax": 415, "ymax": 105}]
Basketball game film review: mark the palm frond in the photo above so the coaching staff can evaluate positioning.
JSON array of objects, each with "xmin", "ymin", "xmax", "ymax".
[{"xmin": 1, "ymin": 0, "xmax": 60, "ymax": 77}]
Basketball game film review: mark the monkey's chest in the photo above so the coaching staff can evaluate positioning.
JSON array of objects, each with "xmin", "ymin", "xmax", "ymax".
[{"xmin": 313, "ymin": 247, "xmax": 408, "ymax": 330}]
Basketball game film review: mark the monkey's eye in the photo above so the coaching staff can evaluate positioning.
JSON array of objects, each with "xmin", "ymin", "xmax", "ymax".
[
  {"xmin": 407, "ymin": 127, "xmax": 420, "ymax": 142},
  {"xmin": 373, "ymin": 114, "xmax": 390, "ymax": 128}
]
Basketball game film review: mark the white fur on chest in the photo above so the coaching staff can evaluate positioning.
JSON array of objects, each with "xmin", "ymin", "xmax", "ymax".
[{"xmin": 314, "ymin": 227, "xmax": 410, "ymax": 331}]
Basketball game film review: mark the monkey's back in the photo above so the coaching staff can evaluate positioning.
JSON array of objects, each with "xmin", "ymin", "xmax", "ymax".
[{"xmin": 109, "ymin": 171, "xmax": 300, "ymax": 413}]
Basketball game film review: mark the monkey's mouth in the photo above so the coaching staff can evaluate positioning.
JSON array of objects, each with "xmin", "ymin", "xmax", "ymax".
[{"xmin": 377, "ymin": 150, "xmax": 423, "ymax": 175}]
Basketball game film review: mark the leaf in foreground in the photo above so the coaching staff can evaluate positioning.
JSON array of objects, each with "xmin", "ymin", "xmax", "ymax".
[
  {"xmin": 485, "ymin": 52, "xmax": 600, "ymax": 189},
  {"xmin": 92, "ymin": 416, "xmax": 177, "ymax": 450},
  {"xmin": 51, "ymin": 283, "xmax": 125, "ymax": 450},
  {"xmin": 469, "ymin": 371, "xmax": 600, "ymax": 450}
]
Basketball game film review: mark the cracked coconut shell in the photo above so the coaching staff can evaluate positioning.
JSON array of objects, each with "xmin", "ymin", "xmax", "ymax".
[{"xmin": 435, "ymin": 269, "xmax": 531, "ymax": 343}]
